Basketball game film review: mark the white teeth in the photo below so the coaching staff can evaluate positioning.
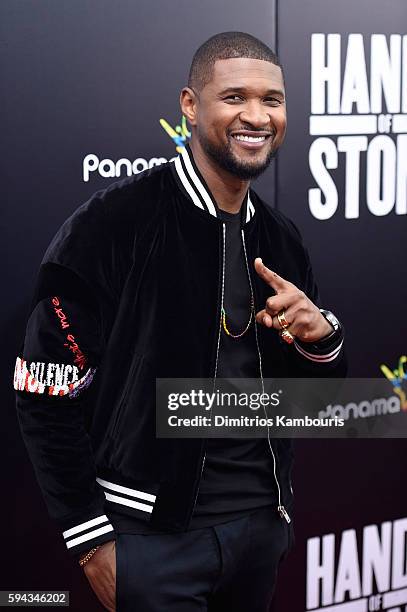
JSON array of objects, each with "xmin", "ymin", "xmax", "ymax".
[{"xmin": 234, "ymin": 134, "xmax": 266, "ymax": 142}]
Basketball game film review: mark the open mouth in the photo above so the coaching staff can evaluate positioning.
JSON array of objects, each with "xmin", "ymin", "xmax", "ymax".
[
  {"xmin": 233, "ymin": 134, "xmax": 268, "ymax": 143},
  {"xmin": 230, "ymin": 131, "xmax": 274, "ymax": 149}
]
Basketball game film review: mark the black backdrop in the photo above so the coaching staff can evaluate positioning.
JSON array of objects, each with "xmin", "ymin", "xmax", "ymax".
[{"xmin": 2, "ymin": 1, "xmax": 406, "ymax": 610}]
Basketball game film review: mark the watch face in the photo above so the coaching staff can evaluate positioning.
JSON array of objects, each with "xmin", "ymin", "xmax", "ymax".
[{"xmin": 321, "ymin": 310, "xmax": 340, "ymax": 331}]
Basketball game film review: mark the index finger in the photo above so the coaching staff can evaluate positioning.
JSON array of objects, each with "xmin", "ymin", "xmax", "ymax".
[{"xmin": 254, "ymin": 258, "xmax": 291, "ymax": 293}]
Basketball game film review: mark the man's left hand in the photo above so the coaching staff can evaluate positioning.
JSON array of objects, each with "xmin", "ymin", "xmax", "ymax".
[{"xmin": 254, "ymin": 258, "xmax": 332, "ymax": 343}]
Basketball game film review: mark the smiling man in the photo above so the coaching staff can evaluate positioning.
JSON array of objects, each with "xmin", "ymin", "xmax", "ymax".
[
  {"xmin": 15, "ymin": 32, "xmax": 346, "ymax": 611},
  {"xmin": 187, "ymin": 56, "xmax": 286, "ymax": 184}
]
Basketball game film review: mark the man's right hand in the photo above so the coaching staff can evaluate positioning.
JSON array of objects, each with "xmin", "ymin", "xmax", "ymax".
[{"xmin": 83, "ymin": 540, "xmax": 116, "ymax": 612}]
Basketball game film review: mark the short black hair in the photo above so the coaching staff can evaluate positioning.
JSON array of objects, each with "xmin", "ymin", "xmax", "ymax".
[{"xmin": 188, "ymin": 31, "xmax": 283, "ymax": 92}]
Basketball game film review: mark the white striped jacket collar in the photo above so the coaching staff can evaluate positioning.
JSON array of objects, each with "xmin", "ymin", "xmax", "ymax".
[{"xmin": 172, "ymin": 144, "xmax": 256, "ymax": 224}]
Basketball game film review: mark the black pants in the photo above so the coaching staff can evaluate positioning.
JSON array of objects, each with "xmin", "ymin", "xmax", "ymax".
[{"xmin": 115, "ymin": 505, "xmax": 294, "ymax": 611}]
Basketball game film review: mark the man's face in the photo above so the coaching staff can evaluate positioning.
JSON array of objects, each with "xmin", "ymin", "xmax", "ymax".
[{"xmin": 190, "ymin": 58, "xmax": 286, "ymax": 180}]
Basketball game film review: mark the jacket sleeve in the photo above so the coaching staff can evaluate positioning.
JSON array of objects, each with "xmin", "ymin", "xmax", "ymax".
[
  {"xmin": 282, "ymin": 222, "xmax": 347, "ymax": 378},
  {"xmin": 14, "ymin": 196, "xmax": 123, "ymax": 558}
]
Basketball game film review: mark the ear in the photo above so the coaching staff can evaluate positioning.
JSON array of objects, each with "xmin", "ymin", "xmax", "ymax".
[{"xmin": 180, "ymin": 87, "xmax": 198, "ymax": 126}]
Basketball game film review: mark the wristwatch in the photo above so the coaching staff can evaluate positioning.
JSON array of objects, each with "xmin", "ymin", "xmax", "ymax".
[
  {"xmin": 295, "ymin": 309, "xmax": 343, "ymax": 352},
  {"xmin": 320, "ymin": 309, "xmax": 340, "ymax": 333},
  {"xmin": 315, "ymin": 309, "xmax": 343, "ymax": 347}
]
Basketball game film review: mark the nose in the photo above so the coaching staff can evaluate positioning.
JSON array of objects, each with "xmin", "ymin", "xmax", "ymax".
[{"xmin": 238, "ymin": 100, "xmax": 271, "ymax": 129}]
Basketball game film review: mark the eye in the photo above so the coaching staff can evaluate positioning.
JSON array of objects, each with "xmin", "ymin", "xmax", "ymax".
[
  {"xmin": 264, "ymin": 97, "xmax": 284, "ymax": 106},
  {"xmin": 224, "ymin": 94, "xmax": 244, "ymax": 103}
]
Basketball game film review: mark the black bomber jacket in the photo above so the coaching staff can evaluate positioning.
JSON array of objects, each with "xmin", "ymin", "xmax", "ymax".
[{"xmin": 14, "ymin": 145, "xmax": 346, "ymax": 557}]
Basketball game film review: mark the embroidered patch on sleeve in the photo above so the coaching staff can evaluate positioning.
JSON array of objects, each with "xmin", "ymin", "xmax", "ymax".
[{"xmin": 13, "ymin": 356, "xmax": 97, "ymax": 398}]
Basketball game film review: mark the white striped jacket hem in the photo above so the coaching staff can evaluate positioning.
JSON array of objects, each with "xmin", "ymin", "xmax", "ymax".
[{"xmin": 96, "ymin": 477, "xmax": 156, "ymax": 514}]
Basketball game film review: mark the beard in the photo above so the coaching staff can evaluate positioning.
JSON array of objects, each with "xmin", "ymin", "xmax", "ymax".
[{"xmin": 196, "ymin": 128, "xmax": 277, "ymax": 180}]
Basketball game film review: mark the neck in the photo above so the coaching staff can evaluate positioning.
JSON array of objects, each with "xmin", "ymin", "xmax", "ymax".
[{"xmin": 189, "ymin": 139, "xmax": 249, "ymax": 214}]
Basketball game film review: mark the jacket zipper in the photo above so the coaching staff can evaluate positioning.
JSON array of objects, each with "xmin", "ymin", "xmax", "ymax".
[
  {"xmin": 187, "ymin": 222, "xmax": 226, "ymax": 522},
  {"xmin": 187, "ymin": 221, "xmax": 291, "ymax": 526},
  {"xmin": 241, "ymin": 228, "xmax": 291, "ymax": 525}
]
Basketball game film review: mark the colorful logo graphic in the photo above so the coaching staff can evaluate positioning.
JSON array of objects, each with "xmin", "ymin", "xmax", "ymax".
[
  {"xmin": 380, "ymin": 354, "xmax": 407, "ymax": 409},
  {"xmin": 83, "ymin": 116, "xmax": 190, "ymax": 181},
  {"xmin": 159, "ymin": 116, "xmax": 191, "ymax": 152}
]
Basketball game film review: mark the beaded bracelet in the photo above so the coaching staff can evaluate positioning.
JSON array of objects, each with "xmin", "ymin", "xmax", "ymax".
[{"xmin": 79, "ymin": 545, "xmax": 101, "ymax": 567}]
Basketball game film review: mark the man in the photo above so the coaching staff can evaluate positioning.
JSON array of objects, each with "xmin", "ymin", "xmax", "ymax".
[{"xmin": 14, "ymin": 32, "xmax": 345, "ymax": 611}]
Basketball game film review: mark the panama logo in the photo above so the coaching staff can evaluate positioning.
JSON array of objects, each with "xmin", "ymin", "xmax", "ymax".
[
  {"xmin": 380, "ymin": 354, "xmax": 407, "ymax": 410},
  {"xmin": 159, "ymin": 115, "xmax": 191, "ymax": 152},
  {"xmin": 82, "ymin": 116, "xmax": 190, "ymax": 182},
  {"xmin": 318, "ymin": 396, "xmax": 401, "ymax": 421}
]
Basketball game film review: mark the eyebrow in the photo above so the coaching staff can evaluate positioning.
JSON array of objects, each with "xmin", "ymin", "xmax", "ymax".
[{"xmin": 217, "ymin": 86, "xmax": 285, "ymax": 97}]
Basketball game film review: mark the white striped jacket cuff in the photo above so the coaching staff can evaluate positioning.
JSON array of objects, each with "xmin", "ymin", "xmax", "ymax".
[
  {"xmin": 294, "ymin": 338, "xmax": 344, "ymax": 363},
  {"xmin": 62, "ymin": 514, "xmax": 115, "ymax": 555}
]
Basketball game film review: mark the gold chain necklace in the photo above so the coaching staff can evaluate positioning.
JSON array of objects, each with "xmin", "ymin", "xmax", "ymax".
[
  {"xmin": 219, "ymin": 217, "xmax": 254, "ymax": 339},
  {"xmin": 221, "ymin": 297, "xmax": 254, "ymax": 338}
]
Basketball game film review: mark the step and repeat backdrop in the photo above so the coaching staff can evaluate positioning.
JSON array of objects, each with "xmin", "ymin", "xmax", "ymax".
[
  {"xmin": 2, "ymin": 0, "xmax": 406, "ymax": 610},
  {"xmin": 275, "ymin": 2, "xmax": 407, "ymax": 610}
]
